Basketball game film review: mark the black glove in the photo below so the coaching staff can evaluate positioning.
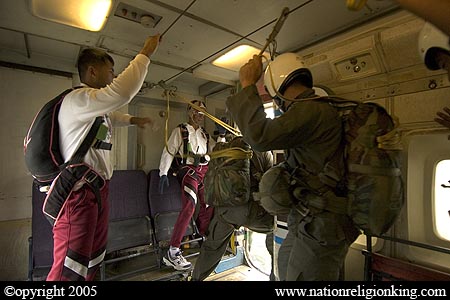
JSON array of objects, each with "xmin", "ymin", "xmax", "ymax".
[
  {"xmin": 216, "ymin": 117, "xmax": 229, "ymax": 136},
  {"xmin": 159, "ymin": 175, "xmax": 169, "ymax": 194}
]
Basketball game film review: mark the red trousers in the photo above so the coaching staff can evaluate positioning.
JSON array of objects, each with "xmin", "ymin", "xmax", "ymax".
[
  {"xmin": 170, "ymin": 165, "xmax": 213, "ymax": 248},
  {"xmin": 46, "ymin": 182, "xmax": 109, "ymax": 281}
]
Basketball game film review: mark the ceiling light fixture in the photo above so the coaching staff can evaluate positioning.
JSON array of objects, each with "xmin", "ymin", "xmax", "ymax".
[
  {"xmin": 30, "ymin": 0, "xmax": 112, "ymax": 32},
  {"xmin": 212, "ymin": 45, "xmax": 270, "ymax": 72}
]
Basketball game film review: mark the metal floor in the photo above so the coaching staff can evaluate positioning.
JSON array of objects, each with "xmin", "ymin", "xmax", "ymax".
[{"xmin": 103, "ymin": 247, "xmax": 269, "ymax": 282}]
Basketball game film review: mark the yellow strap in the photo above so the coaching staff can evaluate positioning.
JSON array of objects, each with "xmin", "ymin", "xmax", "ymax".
[
  {"xmin": 174, "ymin": 93, "xmax": 241, "ymax": 136},
  {"xmin": 162, "ymin": 90, "xmax": 250, "ymax": 161}
]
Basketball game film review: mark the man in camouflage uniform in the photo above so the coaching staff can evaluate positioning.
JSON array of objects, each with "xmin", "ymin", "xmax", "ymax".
[{"xmin": 226, "ymin": 53, "xmax": 360, "ymax": 280}]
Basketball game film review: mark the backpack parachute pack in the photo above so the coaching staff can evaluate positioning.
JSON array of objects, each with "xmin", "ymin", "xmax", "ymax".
[
  {"xmin": 337, "ymin": 100, "xmax": 404, "ymax": 236},
  {"xmin": 204, "ymin": 136, "xmax": 252, "ymax": 207},
  {"xmin": 258, "ymin": 99, "xmax": 404, "ymax": 236},
  {"xmin": 24, "ymin": 88, "xmax": 106, "ymax": 226},
  {"xmin": 205, "ymin": 137, "xmax": 274, "ymax": 233}
]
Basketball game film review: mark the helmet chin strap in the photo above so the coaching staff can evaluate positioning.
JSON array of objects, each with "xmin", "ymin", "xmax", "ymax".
[
  {"xmin": 274, "ymin": 88, "xmax": 321, "ymax": 113},
  {"xmin": 274, "ymin": 97, "xmax": 287, "ymax": 113}
]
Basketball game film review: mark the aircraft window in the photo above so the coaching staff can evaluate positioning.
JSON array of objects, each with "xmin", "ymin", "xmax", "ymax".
[{"xmin": 433, "ymin": 159, "xmax": 450, "ymax": 241}]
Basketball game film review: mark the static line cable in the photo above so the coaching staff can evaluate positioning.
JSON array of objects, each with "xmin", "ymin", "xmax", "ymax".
[
  {"xmin": 160, "ymin": 1, "xmax": 314, "ymax": 84},
  {"xmin": 160, "ymin": 0, "xmax": 197, "ymax": 38},
  {"xmin": 258, "ymin": 7, "xmax": 290, "ymax": 56}
]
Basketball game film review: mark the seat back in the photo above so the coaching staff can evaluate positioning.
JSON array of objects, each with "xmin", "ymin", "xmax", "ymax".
[
  {"xmin": 109, "ymin": 170, "xmax": 149, "ymax": 219},
  {"xmin": 102, "ymin": 170, "xmax": 157, "ymax": 280},
  {"xmin": 107, "ymin": 170, "xmax": 152, "ymax": 252},
  {"xmin": 147, "ymin": 169, "xmax": 195, "ymax": 245}
]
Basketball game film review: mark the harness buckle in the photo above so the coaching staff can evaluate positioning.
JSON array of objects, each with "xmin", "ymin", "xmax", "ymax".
[
  {"xmin": 84, "ymin": 170, "xmax": 98, "ymax": 184},
  {"xmin": 294, "ymin": 201, "xmax": 311, "ymax": 218}
]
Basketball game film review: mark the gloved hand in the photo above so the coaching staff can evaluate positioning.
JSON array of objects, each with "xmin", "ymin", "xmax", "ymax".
[
  {"xmin": 159, "ymin": 175, "xmax": 169, "ymax": 194},
  {"xmin": 215, "ymin": 117, "xmax": 229, "ymax": 136}
]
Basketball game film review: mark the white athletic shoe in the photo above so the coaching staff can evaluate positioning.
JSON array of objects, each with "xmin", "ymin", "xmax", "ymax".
[{"xmin": 163, "ymin": 250, "xmax": 192, "ymax": 271}]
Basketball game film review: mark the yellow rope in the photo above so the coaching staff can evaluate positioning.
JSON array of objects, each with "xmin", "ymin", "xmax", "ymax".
[
  {"xmin": 163, "ymin": 90, "xmax": 178, "ymax": 158},
  {"xmin": 173, "ymin": 93, "xmax": 241, "ymax": 136},
  {"xmin": 210, "ymin": 147, "xmax": 253, "ymax": 169},
  {"xmin": 209, "ymin": 147, "xmax": 253, "ymax": 160},
  {"xmin": 162, "ymin": 90, "xmax": 250, "ymax": 162}
]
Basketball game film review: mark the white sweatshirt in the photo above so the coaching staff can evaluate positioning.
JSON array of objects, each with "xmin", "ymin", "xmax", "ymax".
[
  {"xmin": 59, "ymin": 54, "xmax": 150, "ymax": 180},
  {"xmin": 159, "ymin": 123, "xmax": 212, "ymax": 177}
]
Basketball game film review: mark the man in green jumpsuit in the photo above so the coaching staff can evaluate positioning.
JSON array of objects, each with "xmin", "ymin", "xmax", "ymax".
[{"xmin": 225, "ymin": 53, "xmax": 360, "ymax": 281}]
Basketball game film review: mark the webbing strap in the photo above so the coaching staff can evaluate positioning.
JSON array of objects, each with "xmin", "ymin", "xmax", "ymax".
[
  {"xmin": 348, "ymin": 164, "xmax": 401, "ymax": 177},
  {"xmin": 180, "ymin": 124, "xmax": 189, "ymax": 163},
  {"xmin": 309, "ymin": 190, "xmax": 348, "ymax": 215},
  {"xmin": 179, "ymin": 123, "xmax": 210, "ymax": 164},
  {"xmin": 71, "ymin": 116, "xmax": 103, "ymax": 164},
  {"xmin": 292, "ymin": 167, "xmax": 349, "ymax": 215},
  {"xmin": 69, "ymin": 116, "xmax": 103, "ymax": 211}
]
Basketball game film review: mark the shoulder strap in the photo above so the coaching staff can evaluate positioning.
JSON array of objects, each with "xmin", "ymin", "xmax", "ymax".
[
  {"xmin": 179, "ymin": 123, "xmax": 189, "ymax": 155},
  {"xmin": 201, "ymin": 126, "xmax": 209, "ymax": 151},
  {"xmin": 250, "ymin": 151, "xmax": 264, "ymax": 174},
  {"xmin": 59, "ymin": 86, "xmax": 103, "ymax": 165},
  {"xmin": 70, "ymin": 116, "xmax": 103, "ymax": 164}
]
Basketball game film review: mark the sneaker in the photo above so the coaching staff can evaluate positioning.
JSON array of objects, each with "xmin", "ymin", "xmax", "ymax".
[{"xmin": 163, "ymin": 250, "xmax": 192, "ymax": 271}]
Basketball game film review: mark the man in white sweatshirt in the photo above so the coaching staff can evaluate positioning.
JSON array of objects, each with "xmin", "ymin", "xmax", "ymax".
[{"xmin": 46, "ymin": 34, "xmax": 160, "ymax": 281}]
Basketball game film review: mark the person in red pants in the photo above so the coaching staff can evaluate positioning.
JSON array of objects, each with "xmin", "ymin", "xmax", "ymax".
[
  {"xmin": 46, "ymin": 35, "xmax": 160, "ymax": 281},
  {"xmin": 158, "ymin": 100, "xmax": 214, "ymax": 271}
]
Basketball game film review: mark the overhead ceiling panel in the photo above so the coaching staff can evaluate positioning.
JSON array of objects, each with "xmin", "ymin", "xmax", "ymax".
[
  {"xmin": 101, "ymin": 1, "xmax": 180, "ymax": 45},
  {"xmin": 28, "ymin": 35, "xmax": 80, "ymax": 66},
  {"xmin": 0, "ymin": 28, "xmax": 27, "ymax": 54},
  {"xmin": 249, "ymin": 0, "xmax": 400, "ymax": 53},
  {"xmin": 145, "ymin": 61, "xmax": 186, "ymax": 84},
  {"xmin": 99, "ymin": 36, "xmax": 145, "ymax": 57},
  {"xmin": 0, "ymin": 0, "xmax": 415, "ymax": 94},
  {"xmin": 99, "ymin": 35, "xmax": 198, "ymax": 71},
  {"xmin": 148, "ymin": 0, "xmax": 191, "ymax": 10},
  {"xmin": 186, "ymin": 0, "xmax": 294, "ymax": 38},
  {"xmin": 108, "ymin": 53, "xmax": 185, "ymax": 85},
  {"xmin": 157, "ymin": 15, "xmax": 238, "ymax": 63}
]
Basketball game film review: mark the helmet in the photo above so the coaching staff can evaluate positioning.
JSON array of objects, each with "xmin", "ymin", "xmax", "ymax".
[
  {"xmin": 263, "ymin": 53, "xmax": 313, "ymax": 99},
  {"xmin": 418, "ymin": 22, "xmax": 450, "ymax": 70},
  {"xmin": 257, "ymin": 165, "xmax": 295, "ymax": 216},
  {"xmin": 313, "ymin": 86, "xmax": 329, "ymax": 97}
]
